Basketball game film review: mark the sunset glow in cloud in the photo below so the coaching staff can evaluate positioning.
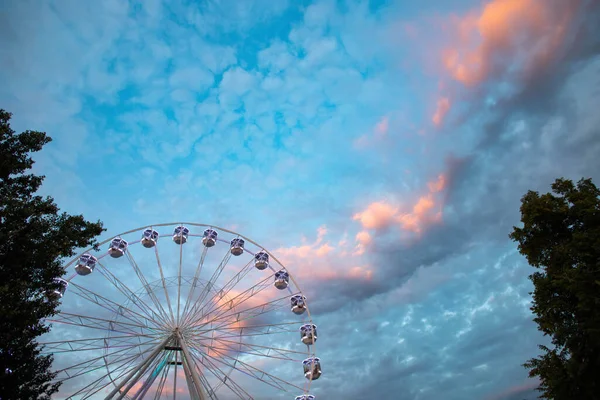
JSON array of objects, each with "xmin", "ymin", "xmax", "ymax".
[
  {"xmin": 432, "ymin": 97, "xmax": 451, "ymax": 126},
  {"xmin": 442, "ymin": 0, "xmax": 579, "ymax": 86},
  {"xmin": 354, "ymin": 116, "xmax": 391, "ymax": 148},
  {"xmin": 353, "ymin": 173, "xmax": 447, "ymax": 235},
  {"xmin": 274, "ymin": 226, "xmax": 373, "ymax": 282}
]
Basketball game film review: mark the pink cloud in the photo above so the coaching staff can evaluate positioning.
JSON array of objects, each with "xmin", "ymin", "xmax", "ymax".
[
  {"xmin": 428, "ymin": 174, "xmax": 446, "ymax": 193},
  {"xmin": 273, "ymin": 226, "xmax": 373, "ymax": 283},
  {"xmin": 442, "ymin": 0, "xmax": 580, "ymax": 86},
  {"xmin": 353, "ymin": 230, "xmax": 372, "ymax": 256},
  {"xmin": 421, "ymin": 0, "xmax": 582, "ymax": 133},
  {"xmin": 374, "ymin": 116, "xmax": 389, "ymax": 138},
  {"xmin": 432, "ymin": 97, "xmax": 451, "ymax": 126},
  {"xmin": 352, "ymin": 202, "xmax": 398, "ymax": 230},
  {"xmin": 353, "ymin": 116, "xmax": 390, "ymax": 148},
  {"xmin": 355, "ymin": 230, "xmax": 372, "ymax": 246},
  {"xmin": 315, "ymin": 242, "xmax": 334, "ymax": 256},
  {"xmin": 353, "ymin": 173, "xmax": 447, "ymax": 235}
]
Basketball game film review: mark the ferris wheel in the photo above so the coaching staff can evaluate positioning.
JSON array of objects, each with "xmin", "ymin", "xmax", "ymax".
[{"xmin": 42, "ymin": 222, "xmax": 321, "ymax": 400}]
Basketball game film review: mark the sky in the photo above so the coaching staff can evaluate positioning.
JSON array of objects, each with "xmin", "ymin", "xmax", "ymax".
[{"xmin": 1, "ymin": 0, "xmax": 600, "ymax": 399}]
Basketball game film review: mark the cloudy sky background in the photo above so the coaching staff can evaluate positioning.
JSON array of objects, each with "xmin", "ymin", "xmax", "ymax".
[{"xmin": 2, "ymin": 0, "xmax": 600, "ymax": 398}]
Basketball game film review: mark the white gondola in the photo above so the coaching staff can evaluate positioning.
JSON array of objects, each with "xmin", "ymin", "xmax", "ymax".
[
  {"xmin": 291, "ymin": 295, "xmax": 307, "ymax": 315},
  {"xmin": 48, "ymin": 277, "xmax": 68, "ymax": 300},
  {"xmin": 75, "ymin": 253, "xmax": 97, "ymax": 276},
  {"xmin": 172, "ymin": 225, "xmax": 189, "ymax": 245},
  {"xmin": 300, "ymin": 324, "xmax": 317, "ymax": 345},
  {"xmin": 254, "ymin": 251, "xmax": 269, "ymax": 270},
  {"xmin": 230, "ymin": 238, "xmax": 245, "ymax": 256},
  {"xmin": 295, "ymin": 395, "xmax": 315, "ymax": 400},
  {"xmin": 141, "ymin": 228, "xmax": 159, "ymax": 248},
  {"xmin": 274, "ymin": 270, "xmax": 289, "ymax": 290},
  {"xmin": 202, "ymin": 229, "xmax": 218, "ymax": 247},
  {"xmin": 302, "ymin": 357, "xmax": 321, "ymax": 381},
  {"xmin": 108, "ymin": 237, "xmax": 128, "ymax": 258}
]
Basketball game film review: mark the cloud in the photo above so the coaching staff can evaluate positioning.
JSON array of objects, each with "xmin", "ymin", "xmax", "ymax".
[
  {"xmin": 441, "ymin": 0, "xmax": 580, "ymax": 86},
  {"xmin": 432, "ymin": 97, "xmax": 450, "ymax": 126},
  {"xmin": 353, "ymin": 172, "xmax": 447, "ymax": 235},
  {"xmin": 486, "ymin": 380, "xmax": 540, "ymax": 400},
  {"xmin": 273, "ymin": 226, "xmax": 373, "ymax": 284},
  {"xmin": 353, "ymin": 116, "xmax": 391, "ymax": 148}
]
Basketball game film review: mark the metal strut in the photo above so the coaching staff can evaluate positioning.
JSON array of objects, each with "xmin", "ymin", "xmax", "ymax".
[
  {"xmin": 177, "ymin": 330, "xmax": 207, "ymax": 400},
  {"xmin": 105, "ymin": 335, "xmax": 172, "ymax": 399}
]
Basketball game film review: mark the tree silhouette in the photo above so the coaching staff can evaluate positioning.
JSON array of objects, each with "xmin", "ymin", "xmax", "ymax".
[
  {"xmin": 0, "ymin": 109, "xmax": 105, "ymax": 399},
  {"xmin": 510, "ymin": 178, "xmax": 600, "ymax": 400}
]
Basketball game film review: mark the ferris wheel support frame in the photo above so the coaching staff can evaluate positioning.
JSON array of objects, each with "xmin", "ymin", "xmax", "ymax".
[
  {"xmin": 105, "ymin": 335, "xmax": 171, "ymax": 399},
  {"xmin": 177, "ymin": 329, "xmax": 206, "ymax": 400}
]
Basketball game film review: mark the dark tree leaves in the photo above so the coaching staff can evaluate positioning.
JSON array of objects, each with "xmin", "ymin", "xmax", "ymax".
[
  {"xmin": 510, "ymin": 178, "xmax": 600, "ymax": 400},
  {"xmin": 0, "ymin": 109, "xmax": 105, "ymax": 399}
]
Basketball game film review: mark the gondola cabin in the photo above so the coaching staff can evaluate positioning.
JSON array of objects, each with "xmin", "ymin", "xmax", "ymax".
[
  {"xmin": 172, "ymin": 225, "xmax": 189, "ymax": 245},
  {"xmin": 230, "ymin": 238, "xmax": 245, "ymax": 256},
  {"xmin": 254, "ymin": 251, "xmax": 269, "ymax": 270},
  {"xmin": 300, "ymin": 323, "xmax": 318, "ymax": 345},
  {"xmin": 141, "ymin": 228, "xmax": 159, "ymax": 248},
  {"xmin": 48, "ymin": 278, "xmax": 68, "ymax": 300},
  {"xmin": 291, "ymin": 295, "xmax": 307, "ymax": 315},
  {"xmin": 202, "ymin": 229, "xmax": 218, "ymax": 247},
  {"xmin": 274, "ymin": 270, "xmax": 289, "ymax": 290},
  {"xmin": 108, "ymin": 237, "xmax": 128, "ymax": 258},
  {"xmin": 75, "ymin": 253, "xmax": 97, "ymax": 276},
  {"xmin": 302, "ymin": 357, "xmax": 321, "ymax": 381}
]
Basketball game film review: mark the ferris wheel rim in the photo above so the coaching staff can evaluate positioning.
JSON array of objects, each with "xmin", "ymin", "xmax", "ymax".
[{"xmin": 47, "ymin": 222, "xmax": 319, "ymax": 399}]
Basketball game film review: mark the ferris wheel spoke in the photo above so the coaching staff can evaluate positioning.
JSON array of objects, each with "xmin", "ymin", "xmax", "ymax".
[
  {"xmin": 48, "ymin": 312, "xmax": 165, "ymax": 337},
  {"xmin": 193, "ymin": 345, "xmax": 303, "ymax": 394},
  {"xmin": 71, "ymin": 347, "xmax": 157, "ymax": 400},
  {"xmin": 152, "ymin": 352, "xmax": 174, "ymax": 400},
  {"xmin": 180, "ymin": 245, "xmax": 209, "ymax": 326},
  {"xmin": 172, "ymin": 349, "xmax": 178, "ymax": 400},
  {"xmin": 188, "ymin": 347, "xmax": 252, "ymax": 399},
  {"xmin": 183, "ymin": 258, "xmax": 255, "ymax": 326},
  {"xmin": 215, "ymin": 349, "xmax": 303, "ymax": 393},
  {"xmin": 131, "ymin": 350, "xmax": 173, "ymax": 400},
  {"xmin": 180, "ymin": 350, "xmax": 219, "ymax": 400},
  {"xmin": 68, "ymin": 280, "xmax": 160, "ymax": 329},
  {"xmin": 106, "ymin": 335, "xmax": 173, "ymax": 399},
  {"xmin": 54, "ymin": 350, "xmax": 140, "ymax": 386},
  {"xmin": 118, "ymin": 352, "xmax": 171, "ymax": 400},
  {"xmin": 201, "ymin": 291, "xmax": 293, "ymax": 332},
  {"xmin": 193, "ymin": 321, "xmax": 299, "ymax": 342},
  {"xmin": 208, "ymin": 336, "xmax": 308, "ymax": 357},
  {"xmin": 154, "ymin": 353, "xmax": 178, "ymax": 400},
  {"xmin": 40, "ymin": 334, "xmax": 154, "ymax": 354},
  {"xmin": 125, "ymin": 251, "xmax": 175, "ymax": 327},
  {"xmin": 54, "ymin": 336, "xmax": 161, "ymax": 383},
  {"xmin": 185, "ymin": 274, "xmax": 273, "ymax": 327},
  {"xmin": 193, "ymin": 336, "xmax": 306, "ymax": 362},
  {"xmin": 96, "ymin": 263, "xmax": 172, "ymax": 328},
  {"xmin": 193, "ymin": 298, "xmax": 293, "ymax": 340},
  {"xmin": 181, "ymin": 249, "xmax": 232, "ymax": 325},
  {"xmin": 176, "ymin": 233, "xmax": 185, "ymax": 326},
  {"xmin": 106, "ymin": 354, "xmax": 163, "ymax": 400},
  {"xmin": 153, "ymin": 243, "xmax": 177, "ymax": 327},
  {"xmin": 190, "ymin": 338, "xmax": 302, "ymax": 364}
]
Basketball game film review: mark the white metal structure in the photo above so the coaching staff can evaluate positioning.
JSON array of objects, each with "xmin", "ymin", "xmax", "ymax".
[{"xmin": 42, "ymin": 222, "xmax": 319, "ymax": 399}]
